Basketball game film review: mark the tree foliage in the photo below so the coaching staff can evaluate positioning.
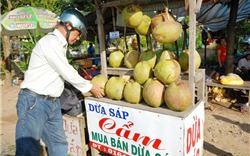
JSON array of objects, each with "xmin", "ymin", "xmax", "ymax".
[{"xmin": 1, "ymin": 0, "xmax": 63, "ymax": 15}]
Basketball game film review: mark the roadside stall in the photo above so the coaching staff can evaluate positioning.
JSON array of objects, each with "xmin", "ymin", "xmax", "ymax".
[
  {"xmin": 62, "ymin": 0, "xmax": 206, "ymax": 156},
  {"xmin": 84, "ymin": 0, "xmax": 205, "ymax": 156}
]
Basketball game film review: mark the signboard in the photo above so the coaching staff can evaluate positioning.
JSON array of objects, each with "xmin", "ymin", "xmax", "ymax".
[
  {"xmin": 109, "ymin": 31, "xmax": 119, "ymax": 39},
  {"xmin": 184, "ymin": 104, "xmax": 204, "ymax": 156},
  {"xmin": 63, "ymin": 115, "xmax": 85, "ymax": 156},
  {"xmin": 85, "ymin": 98, "xmax": 204, "ymax": 156}
]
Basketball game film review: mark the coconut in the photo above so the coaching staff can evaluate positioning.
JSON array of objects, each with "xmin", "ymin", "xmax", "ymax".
[
  {"xmin": 154, "ymin": 59, "xmax": 181, "ymax": 85},
  {"xmin": 124, "ymin": 50, "xmax": 140, "ymax": 68},
  {"xmin": 133, "ymin": 61, "xmax": 152, "ymax": 85},
  {"xmin": 143, "ymin": 78, "xmax": 165, "ymax": 107},
  {"xmin": 152, "ymin": 21, "xmax": 182, "ymax": 44},
  {"xmin": 139, "ymin": 50, "xmax": 157, "ymax": 68},
  {"xmin": 135, "ymin": 15, "xmax": 152, "ymax": 35},
  {"xmin": 109, "ymin": 50, "xmax": 124, "ymax": 68},
  {"xmin": 158, "ymin": 50, "xmax": 176, "ymax": 62},
  {"xmin": 105, "ymin": 76, "xmax": 126, "ymax": 100},
  {"xmin": 91, "ymin": 74, "xmax": 108, "ymax": 95},
  {"xmin": 178, "ymin": 49, "xmax": 201, "ymax": 71},
  {"xmin": 151, "ymin": 9, "xmax": 175, "ymax": 30},
  {"xmin": 164, "ymin": 80, "xmax": 192, "ymax": 112},
  {"xmin": 123, "ymin": 80, "xmax": 142, "ymax": 104},
  {"xmin": 121, "ymin": 5, "xmax": 143, "ymax": 28}
]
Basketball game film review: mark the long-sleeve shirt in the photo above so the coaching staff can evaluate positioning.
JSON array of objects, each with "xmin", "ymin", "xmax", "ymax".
[
  {"xmin": 238, "ymin": 58, "xmax": 250, "ymax": 70},
  {"xmin": 21, "ymin": 29, "xmax": 92, "ymax": 97}
]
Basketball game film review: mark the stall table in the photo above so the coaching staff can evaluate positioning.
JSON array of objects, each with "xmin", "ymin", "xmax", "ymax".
[{"xmin": 205, "ymin": 80, "xmax": 250, "ymax": 105}]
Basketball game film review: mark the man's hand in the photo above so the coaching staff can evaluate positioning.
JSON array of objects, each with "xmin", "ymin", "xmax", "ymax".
[{"xmin": 90, "ymin": 84, "xmax": 104, "ymax": 98}]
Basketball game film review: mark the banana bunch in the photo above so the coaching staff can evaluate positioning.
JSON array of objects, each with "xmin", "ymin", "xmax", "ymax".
[{"xmin": 212, "ymin": 87, "xmax": 226, "ymax": 94}]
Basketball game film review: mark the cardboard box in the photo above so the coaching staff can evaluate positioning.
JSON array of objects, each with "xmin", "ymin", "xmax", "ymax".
[
  {"xmin": 63, "ymin": 114, "xmax": 89, "ymax": 156},
  {"xmin": 74, "ymin": 59, "xmax": 93, "ymax": 69}
]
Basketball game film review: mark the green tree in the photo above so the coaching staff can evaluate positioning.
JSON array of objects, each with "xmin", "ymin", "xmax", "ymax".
[{"xmin": 1, "ymin": 0, "xmax": 62, "ymax": 14}]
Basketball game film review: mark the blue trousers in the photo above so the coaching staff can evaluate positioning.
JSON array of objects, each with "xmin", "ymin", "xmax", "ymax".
[{"xmin": 15, "ymin": 89, "xmax": 68, "ymax": 156}]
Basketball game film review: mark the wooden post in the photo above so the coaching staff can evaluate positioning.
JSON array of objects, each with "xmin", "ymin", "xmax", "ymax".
[
  {"xmin": 112, "ymin": 7, "xmax": 119, "ymax": 50},
  {"xmin": 95, "ymin": 0, "xmax": 108, "ymax": 77},
  {"xmin": 188, "ymin": 0, "xmax": 196, "ymax": 105}
]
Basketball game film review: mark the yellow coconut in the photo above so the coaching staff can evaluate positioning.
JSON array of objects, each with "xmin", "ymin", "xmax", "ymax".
[
  {"xmin": 109, "ymin": 50, "xmax": 124, "ymax": 68},
  {"xmin": 178, "ymin": 49, "xmax": 201, "ymax": 71},
  {"xmin": 135, "ymin": 15, "xmax": 152, "ymax": 35},
  {"xmin": 152, "ymin": 21, "xmax": 182, "ymax": 44},
  {"xmin": 151, "ymin": 11, "xmax": 175, "ymax": 30},
  {"xmin": 124, "ymin": 50, "xmax": 140, "ymax": 68},
  {"xmin": 121, "ymin": 5, "xmax": 143, "ymax": 28},
  {"xmin": 158, "ymin": 50, "xmax": 176, "ymax": 62}
]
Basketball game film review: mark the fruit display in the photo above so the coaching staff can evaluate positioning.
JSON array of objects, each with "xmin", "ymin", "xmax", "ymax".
[
  {"xmin": 92, "ymin": 5, "xmax": 202, "ymax": 112},
  {"xmin": 94, "ymin": 47, "xmax": 195, "ymax": 112}
]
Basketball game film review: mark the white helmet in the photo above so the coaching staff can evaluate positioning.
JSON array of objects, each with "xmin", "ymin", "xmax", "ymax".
[{"xmin": 60, "ymin": 8, "xmax": 88, "ymax": 39}]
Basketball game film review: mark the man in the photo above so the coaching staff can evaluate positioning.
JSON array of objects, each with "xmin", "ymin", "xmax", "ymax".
[
  {"xmin": 237, "ymin": 51, "xmax": 250, "ymax": 80},
  {"xmin": 238, "ymin": 51, "xmax": 250, "ymax": 70},
  {"xmin": 15, "ymin": 8, "xmax": 104, "ymax": 156}
]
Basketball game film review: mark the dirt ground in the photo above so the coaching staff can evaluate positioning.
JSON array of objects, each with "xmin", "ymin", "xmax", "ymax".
[{"xmin": 0, "ymin": 84, "xmax": 249, "ymax": 156}]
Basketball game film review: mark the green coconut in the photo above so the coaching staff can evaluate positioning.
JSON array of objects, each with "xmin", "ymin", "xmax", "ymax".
[
  {"xmin": 143, "ymin": 78, "xmax": 165, "ymax": 108},
  {"xmin": 178, "ymin": 49, "xmax": 201, "ymax": 71},
  {"xmin": 105, "ymin": 76, "xmax": 126, "ymax": 100},
  {"xmin": 91, "ymin": 74, "xmax": 108, "ymax": 94},
  {"xmin": 154, "ymin": 59, "xmax": 181, "ymax": 85},
  {"xmin": 123, "ymin": 80, "xmax": 142, "ymax": 104},
  {"xmin": 152, "ymin": 21, "xmax": 182, "ymax": 44},
  {"xmin": 135, "ymin": 15, "xmax": 152, "ymax": 35},
  {"xmin": 151, "ymin": 8, "xmax": 176, "ymax": 30},
  {"xmin": 158, "ymin": 50, "xmax": 176, "ymax": 62},
  {"xmin": 133, "ymin": 61, "xmax": 152, "ymax": 85},
  {"xmin": 124, "ymin": 50, "xmax": 140, "ymax": 68},
  {"xmin": 164, "ymin": 80, "xmax": 192, "ymax": 112},
  {"xmin": 121, "ymin": 5, "xmax": 143, "ymax": 28},
  {"xmin": 139, "ymin": 50, "xmax": 157, "ymax": 68},
  {"xmin": 109, "ymin": 50, "xmax": 124, "ymax": 68}
]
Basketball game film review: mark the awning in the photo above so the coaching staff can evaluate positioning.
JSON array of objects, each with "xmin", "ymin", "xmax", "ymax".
[{"xmin": 171, "ymin": 0, "xmax": 250, "ymax": 32}]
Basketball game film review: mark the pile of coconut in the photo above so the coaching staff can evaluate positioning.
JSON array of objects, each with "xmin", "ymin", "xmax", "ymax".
[
  {"xmin": 91, "ymin": 47, "xmax": 201, "ymax": 112},
  {"xmin": 89, "ymin": 5, "xmax": 202, "ymax": 112},
  {"xmin": 121, "ymin": 5, "xmax": 182, "ymax": 44}
]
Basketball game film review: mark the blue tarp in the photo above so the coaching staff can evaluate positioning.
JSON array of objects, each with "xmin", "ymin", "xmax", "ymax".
[{"xmin": 171, "ymin": 0, "xmax": 250, "ymax": 32}]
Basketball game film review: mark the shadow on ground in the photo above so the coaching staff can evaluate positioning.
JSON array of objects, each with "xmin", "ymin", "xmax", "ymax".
[{"xmin": 203, "ymin": 141, "xmax": 233, "ymax": 156}]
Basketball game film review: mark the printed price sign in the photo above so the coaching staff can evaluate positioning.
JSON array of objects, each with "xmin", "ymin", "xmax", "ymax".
[
  {"xmin": 109, "ymin": 31, "xmax": 119, "ymax": 39},
  {"xmin": 84, "ymin": 98, "xmax": 205, "ymax": 156}
]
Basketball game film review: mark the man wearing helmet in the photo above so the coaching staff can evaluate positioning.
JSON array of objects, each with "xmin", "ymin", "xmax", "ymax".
[{"xmin": 15, "ymin": 8, "xmax": 104, "ymax": 156}]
